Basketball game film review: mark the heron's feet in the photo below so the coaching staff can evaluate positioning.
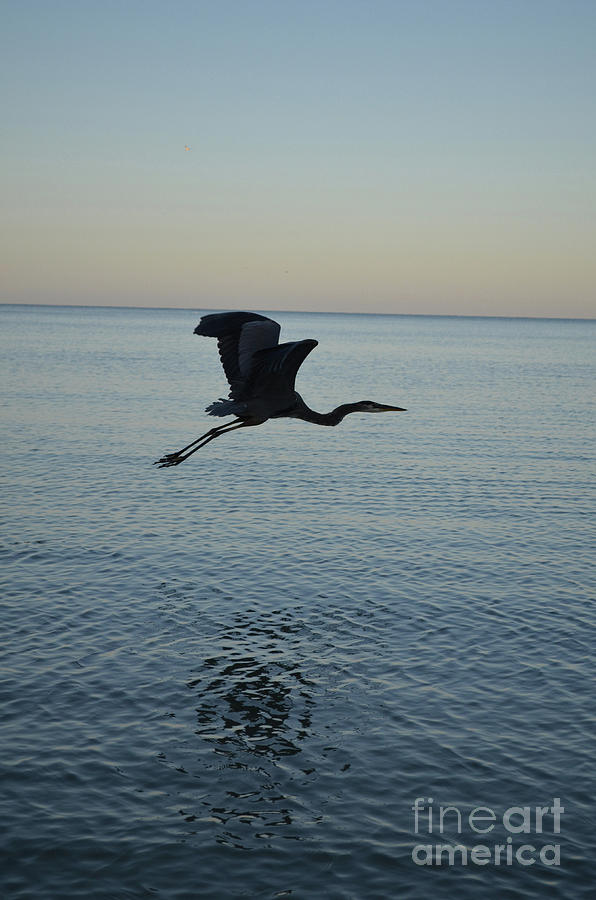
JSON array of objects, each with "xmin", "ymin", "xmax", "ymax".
[{"xmin": 154, "ymin": 451, "xmax": 184, "ymax": 467}]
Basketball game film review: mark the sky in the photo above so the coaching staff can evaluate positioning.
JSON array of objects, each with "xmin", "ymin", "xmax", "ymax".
[{"xmin": 1, "ymin": 0, "xmax": 595, "ymax": 317}]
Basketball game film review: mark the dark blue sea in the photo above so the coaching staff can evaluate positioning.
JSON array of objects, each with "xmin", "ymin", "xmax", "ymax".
[{"xmin": 1, "ymin": 304, "xmax": 594, "ymax": 899}]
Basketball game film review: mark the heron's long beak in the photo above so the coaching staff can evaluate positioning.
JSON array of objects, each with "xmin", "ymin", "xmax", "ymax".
[{"xmin": 380, "ymin": 404, "xmax": 407, "ymax": 411}]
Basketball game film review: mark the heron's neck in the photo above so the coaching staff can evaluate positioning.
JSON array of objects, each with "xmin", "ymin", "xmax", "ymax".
[{"xmin": 297, "ymin": 403, "xmax": 361, "ymax": 426}]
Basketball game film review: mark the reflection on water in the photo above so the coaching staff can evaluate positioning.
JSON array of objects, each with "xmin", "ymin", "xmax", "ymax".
[
  {"xmin": 186, "ymin": 609, "xmax": 318, "ymax": 846},
  {"xmin": 193, "ymin": 654, "xmax": 313, "ymax": 757},
  {"xmin": 148, "ymin": 592, "xmax": 360, "ymax": 854}
]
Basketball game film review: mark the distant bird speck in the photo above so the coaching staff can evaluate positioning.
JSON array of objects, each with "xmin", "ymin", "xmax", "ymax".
[
  {"xmin": 155, "ymin": 311, "xmax": 406, "ymax": 467},
  {"xmin": 184, "ymin": 145, "xmax": 191, "ymax": 151}
]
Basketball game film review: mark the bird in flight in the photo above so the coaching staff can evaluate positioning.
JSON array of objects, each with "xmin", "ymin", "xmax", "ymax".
[
  {"xmin": 184, "ymin": 145, "xmax": 191, "ymax": 151},
  {"xmin": 155, "ymin": 311, "xmax": 406, "ymax": 467}
]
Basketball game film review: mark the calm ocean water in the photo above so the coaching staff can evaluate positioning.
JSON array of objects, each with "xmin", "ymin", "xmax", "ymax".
[{"xmin": 1, "ymin": 304, "xmax": 594, "ymax": 899}]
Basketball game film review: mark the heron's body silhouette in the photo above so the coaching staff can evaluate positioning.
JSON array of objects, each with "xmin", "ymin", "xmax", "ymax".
[{"xmin": 155, "ymin": 311, "xmax": 406, "ymax": 467}]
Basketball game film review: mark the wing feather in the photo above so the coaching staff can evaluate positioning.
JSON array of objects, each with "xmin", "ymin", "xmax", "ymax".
[
  {"xmin": 194, "ymin": 312, "xmax": 281, "ymax": 394},
  {"xmin": 237, "ymin": 319, "xmax": 281, "ymax": 377},
  {"xmin": 240, "ymin": 340, "xmax": 318, "ymax": 403}
]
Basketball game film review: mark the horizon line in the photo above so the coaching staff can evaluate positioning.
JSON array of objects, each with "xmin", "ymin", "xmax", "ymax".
[{"xmin": 0, "ymin": 300, "xmax": 594, "ymax": 323}]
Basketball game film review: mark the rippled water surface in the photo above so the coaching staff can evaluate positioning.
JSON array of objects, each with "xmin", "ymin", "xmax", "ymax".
[{"xmin": 1, "ymin": 305, "xmax": 595, "ymax": 899}]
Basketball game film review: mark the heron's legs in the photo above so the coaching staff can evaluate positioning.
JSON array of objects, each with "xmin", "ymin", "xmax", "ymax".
[
  {"xmin": 154, "ymin": 418, "xmax": 244, "ymax": 464},
  {"xmin": 155, "ymin": 419, "xmax": 251, "ymax": 467}
]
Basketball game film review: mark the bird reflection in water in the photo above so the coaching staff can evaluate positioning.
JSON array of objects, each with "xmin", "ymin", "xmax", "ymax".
[
  {"xmin": 194, "ymin": 655, "xmax": 312, "ymax": 758},
  {"xmin": 184, "ymin": 610, "xmax": 319, "ymax": 846}
]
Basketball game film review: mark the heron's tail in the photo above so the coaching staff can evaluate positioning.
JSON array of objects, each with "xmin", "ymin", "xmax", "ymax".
[{"xmin": 205, "ymin": 398, "xmax": 245, "ymax": 417}]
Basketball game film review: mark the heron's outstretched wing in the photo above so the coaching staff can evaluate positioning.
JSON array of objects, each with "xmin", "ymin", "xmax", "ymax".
[
  {"xmin": 240, "ymin": 339, "xmax": 318, "ymax": 408},
  {"xmin": 194, "ymin": 312, "xmax": 281, "ymax": 395}
]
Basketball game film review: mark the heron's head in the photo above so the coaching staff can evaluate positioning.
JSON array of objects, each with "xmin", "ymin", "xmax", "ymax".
[{"xmin": 355, "ymin": 401, "xmax": 407, "ymax": 413}]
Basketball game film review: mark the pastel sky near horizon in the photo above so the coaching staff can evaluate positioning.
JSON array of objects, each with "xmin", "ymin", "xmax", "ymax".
[{"xmin": 1, "ymin": 0, "xmax": 595, "ymax": 317}]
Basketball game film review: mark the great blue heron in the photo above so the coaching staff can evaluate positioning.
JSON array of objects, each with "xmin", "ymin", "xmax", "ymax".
[{"xmin": 155, "ymin": 311, "xmax": 406, "ymax": 467}]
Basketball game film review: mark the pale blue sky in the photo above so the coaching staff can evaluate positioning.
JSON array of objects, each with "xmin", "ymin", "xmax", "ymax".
[{"xmin": 2, "ymin": 0, "xmax": 595, "ymax": 316}]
